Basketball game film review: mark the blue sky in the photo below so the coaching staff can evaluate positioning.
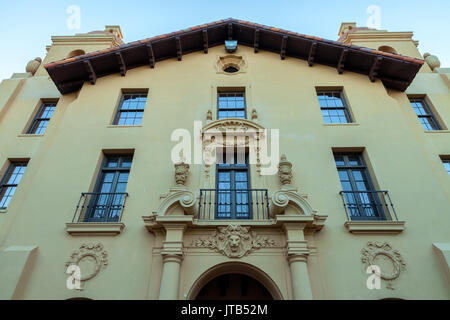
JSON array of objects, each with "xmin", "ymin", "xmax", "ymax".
[{"xmin": 0, "ymin": 0, "xmax": 449, "ymax": 81}]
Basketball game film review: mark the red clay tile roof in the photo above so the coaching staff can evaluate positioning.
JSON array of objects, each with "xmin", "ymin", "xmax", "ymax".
[{"xmin": 44, "ymin": 18, "xmax": 424, "ymax": 94}]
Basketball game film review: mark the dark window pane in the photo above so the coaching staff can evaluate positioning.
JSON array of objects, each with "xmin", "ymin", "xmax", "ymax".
[
  {"xmin": 86, "ymin": 155, "xmax": 132, "ymax": 222},
  {"xmin": 334, "ymin": 153, "xmax": 381, "ymax": 220},
  {"xmin": 0, "ymin": 162, "xmax": 28, "ymax": 209},
  {"xmin": 334, "ymin": 156, "xmax": 345, "ymax": 166},
  {"xmin": 317, "ymin": 90, "xmax": 351, "ymax": 123},
  {"xmin": 348, "ymin": 156, "xmax": 360, "ymax": 166},
  {"xmin": 442, "ymin": 160, "xmax": 450, "ymax": 175},
  {"xmin": 28, "ymin": 102, "xmax": 57, "ymax": 134},
  {"xmin": 217, "ymin": 92, "xmax": 246, "ymax": 119},
  {"xmin": 409, "ymin": 98, "xmax": 440, "ymax": 130},
  {"xmin": 114, "ymin": 93, "xmax": 147, "ymax": 125}
]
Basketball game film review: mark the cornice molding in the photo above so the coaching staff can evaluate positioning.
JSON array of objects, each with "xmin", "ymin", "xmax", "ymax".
[{"xmin": 344, "ymin": 221, "xmax": 405, "ymax": 234}]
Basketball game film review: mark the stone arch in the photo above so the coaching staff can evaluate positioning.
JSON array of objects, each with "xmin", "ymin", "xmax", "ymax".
[
  {"xmin": 202, "ymin": 118, "xmax": 265, "ymax": 134},
  {"xmin": 378, "ymin": 45, "xmax": 397, "ymax": 54},
  {"xmin": 187, "ymin": 261, "xmax": 283, "ymax": 300},
  {"xmin": 202, "ymin": 118, "xmax": 266, "ymax": 169},
  {"xmin": 67, "ymin": 49, "xmax": 86, "ymax": 58}
]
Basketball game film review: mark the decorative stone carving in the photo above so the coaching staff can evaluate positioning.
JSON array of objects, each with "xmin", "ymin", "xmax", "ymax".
[
  {"xmin": 192, "ymin": 225, "xmax": 276, "ymax": 258},
  {"xmin": 204, "ymin": 164, "xmax": 211, "ymax": 179},
  {"xmin": 278, "ymin": 154, "xmax": 292, "ymax": 185},
  {"xmin": 153, "ymin": 188, "xmax": 196, "ymax": 216},
  {"xmin": 251, "ymin": 109, "xmax": 258, "ymax": 121},
  {"xmin": 174, "ymin": 162, "xmax": 190, "ymax": 186},
  {"xmin": 423, "ymin": 53, "xmax": 440, "ymax": 71},
  {"xmin": 65, "ymin": 243, "xmax": 108, "ymax": 288},
  {"xmin": 202, "ymin": 118, "xmax": 265, "ymax": 137},
  {"xmin": 206, "ymin": 109, "xmax": 213, "ymax": 121},
  {"xmin": 271, "ymin": 188, "xmax": 314, "ymax": 217},
  {"xmin": 216, "ymin": 120, "xmax": 250, "ymax": 133},
  {"xmin": 215, "ymin": 54, "xmax": 247, "ymax": 74},
  {"xmin": 26, "ymin": 57, "xmax": 42, "ymax": 75},
  {"xmin": 361, "ymin": 242, "xmax": 406, "ymax": 289}
]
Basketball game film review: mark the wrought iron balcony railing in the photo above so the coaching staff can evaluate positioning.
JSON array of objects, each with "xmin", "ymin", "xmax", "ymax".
[
  {"xmin": 199, "ymin": 189, "xmax": 270, "ymax": 221},
  {"xmin": 72, "ymin": 192, "xmax": 128, "ymax": 223},
  {"xmin": 339, "ymin": 190, "xmax": 398, "ymax": 221}
]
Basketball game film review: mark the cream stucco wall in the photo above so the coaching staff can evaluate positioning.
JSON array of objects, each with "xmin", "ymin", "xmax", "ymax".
[{"xmin": 0, "ymin": 27, "xmax": 449, "ymax": 300}]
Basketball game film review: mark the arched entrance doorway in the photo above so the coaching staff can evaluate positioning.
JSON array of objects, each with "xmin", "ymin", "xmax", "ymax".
[
  {"xmin": 196, "ymin": 273, "xmax": 273, "ymax": 300},
  {"xmin": 187, "ymin": 262, "xmax": 283, "ymax": 300}
]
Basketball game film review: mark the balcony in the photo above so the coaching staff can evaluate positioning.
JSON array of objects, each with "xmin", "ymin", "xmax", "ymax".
[
  {"xmin": 198, "ymin": 189, "xmax": 270, "ymax": 222},
  {"xmin": 66, "ymin": 192, "xmax": 128, "ymax": 236},
  {"xmin": 339, "ymin": 190, "xmax": 405, "ymax": 234}
]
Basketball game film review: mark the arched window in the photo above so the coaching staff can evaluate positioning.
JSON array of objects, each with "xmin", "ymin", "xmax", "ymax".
[
  {"xmin": 67, "ymin": 49, "xmax": 86, "ymax": 59},
  {"xmin": 223, "ymin": 65, "xmax": 239, "ymax": 73},
  {"xmin": 378, "ymin": 46, "xmax": 397, "ymax": 54}
]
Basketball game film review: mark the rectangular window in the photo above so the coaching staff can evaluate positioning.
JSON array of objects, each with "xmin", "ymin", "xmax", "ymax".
[
  {"xmin": 85, "ymin": 155, "xmax": 132, "ymax": 222},
  {"xmin": 317, "ymin": 90, "xmax": 352, "ymax": 124},
  {"xmin": 334, "ymin": 153, "xmax": 385, "ymax": 220},
  {"xmin": 217, "ymin": 91, "xmax": 246, "ymax": 120},
  {"xmin": 216, "ymin": 151, "xmax": 251, "ymax": 219},
  {"xmin": 27, "ymin": 102, "xmax": 57, "ymax": 134},
  {"xmin": 0, "ymin": 161, "xmax": 28, "ymax": 209},
  {"xmin": 442, "ymin": 159, "xmax": 450, "ymax": 175},
  {"xmin": 409, "ymin": 98, "xmax": 441, "ymax": 130},
  {"xmin": 113, "ymin": 93, "xmax": 147, "ymax": 125}
]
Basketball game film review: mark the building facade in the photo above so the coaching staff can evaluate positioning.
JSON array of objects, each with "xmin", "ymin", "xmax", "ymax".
[{"xmin": 0, "ymin": 19, "xmax": 449, "ymax": 300}]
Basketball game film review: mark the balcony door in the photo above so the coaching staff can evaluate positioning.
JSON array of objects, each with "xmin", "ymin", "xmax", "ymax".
[
  {"xmin": 85, "ymin": 155, "xmax": 132, "ymax": 222},
  {"xmin": 216, "ymin": 151, "xmax": 251, "ymax": 219},
  {"xmin": 334, "ymin": 153, "xmax": 385, "ymax": 220}
]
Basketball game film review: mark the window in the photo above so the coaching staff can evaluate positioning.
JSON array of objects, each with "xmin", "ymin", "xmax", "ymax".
[
  {"xmin": 217, "ymin": 91, "xmax": 246, "ymax": 119},
  {"xmin": 223, "ymin": 66, "xmax": 239, "ymax": 73},
  {"xmin": 378, "ymin": 46, "xmax": 397, "ymax": 54},
  {"xmin": 409, "ymin": 98, "xmax": 441, "ymax": 130},
  {"xmin": 85, "ymin": 155, "xmax": 132, "ymax": 222},
  {"xmin": 334, "ymin": 153, "xmax": 385, "ymax": 220},
  {"xmin": 442, "ymin": 159, "xmax": 450, "ymax": 175},
  {"xmin": 317, "ymin": 90, "xmax": 352, "ymax": 124},
  {"xmin": 113, "ymin": 93, "xmax": 147, "ymax": 125},
  {"xmin": 67, "ymin": 50, "xmax": 86, "ymax": 58},
  {"xmin": 216, "ymin": 150, "xmax": 251, "ymax": 219},
  {"xmin": 0, "ymin": 161, "xmax": 28, "ymax": 209},
  {"xmin": 27, "ymin": 102, "xmax": 57, "ymax": 134}
]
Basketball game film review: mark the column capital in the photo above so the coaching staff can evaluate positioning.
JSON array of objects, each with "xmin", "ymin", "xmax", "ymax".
[
  {"xmin": 287, "ymin": 254, "xmax": 308, "ymax": 264},
  {"xmin": 285, "ymin": 239, "xmax": 309, "ymax": 256},
  {"xmin": 161, "ymin": 240, "xmax": 184, "ymax": 258},
  {"xmin": 162, "ymin": 254, "xmax": 183, "ymax": 264}
]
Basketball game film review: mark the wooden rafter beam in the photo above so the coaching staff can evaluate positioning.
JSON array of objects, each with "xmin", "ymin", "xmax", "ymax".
[
  {"xmin": 369, "ymin": 56, "xmax": 383, "ymax": 82},
  {"xmin": 254, "ymin": 29, "xmax": 260, "ymax": 53},
  {"xmin": 146, "ymin": 43, "xmax": 155, "ymax": 68},
  {"xmin": 115, "ymin": 52, "xmax": 127, "ymax": 76},
  {"xmin": 308, "ymin": 41, "xmax": 317, "ymax": 67},
  {"xmin": 280, "ymin": 36, "xmax": 288, "ymax": 60},
  {"xmin": 175, "ymin": 37, "xmax": 182, "ymax": 61},
  {"xmin": 337, "ymin": 48, "xmax": 348, "ymax": 74},
  {"xmin": 83, "ymin": 60, "xmax": 96, "ymax": 84},
  {"xmin": 228, "ymin": 23, "xmax": 233, "ymax": 40},
  {"xmin": 202, "ymin": 30, "xmax": 208, "ymax": 53}
]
